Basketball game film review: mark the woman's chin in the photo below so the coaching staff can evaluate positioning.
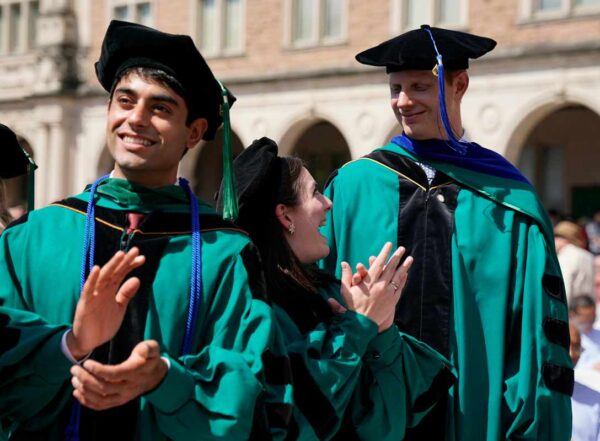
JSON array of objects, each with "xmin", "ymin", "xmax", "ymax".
[
  {"xmin": 315, "ymin": 244, "xmax": 330, "ymax": 262},
  {"xmin": 297, "ymin": 246, "xmax": 330, "ymax": 265}
]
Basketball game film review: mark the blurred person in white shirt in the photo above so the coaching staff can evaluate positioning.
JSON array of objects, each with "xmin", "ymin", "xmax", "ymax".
[
  {"xmin": 555, "ymin": 221, "xmax": 595, "ymax": 303},
  {"xmin": 571, "ymin": 295, "xmax": 600, "ymax": 370},
  {"xmin": 570, "ymin": 322, "xmax": 600, "ymax": 441}
]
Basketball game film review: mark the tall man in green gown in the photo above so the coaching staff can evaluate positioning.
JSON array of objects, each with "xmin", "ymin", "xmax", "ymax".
[
  {"xmin": 0, "ymin": 21, "xmax": 285, "ymax": 440},
  {"xmin": 321, "ymin": 26, "xmax": 573, "ymax": 440}
]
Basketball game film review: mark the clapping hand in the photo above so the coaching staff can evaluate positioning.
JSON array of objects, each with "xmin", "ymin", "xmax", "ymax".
[
  {"xmin": 329, "ymin": 242, "xmax": 412, "ymax": 332},
  {"xmin": 71, "ymin": 340, "xmax": 168, "ymax": 410},
  {"xmin": 66, "ymin": 247, "xmax": 145, "ymax": 359}
]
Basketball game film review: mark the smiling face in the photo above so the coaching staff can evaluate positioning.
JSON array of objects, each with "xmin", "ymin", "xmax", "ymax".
[
  {"xmin": 106, "ymin": 71, "xmax": 207, "ymax": 188},
  {"xmin": 279, "ymin": 167, "xmax": 332, "ymax": 265},
  {"xmin": 389, "ymin": 69, "xmax": 467, "ymax": 140}
]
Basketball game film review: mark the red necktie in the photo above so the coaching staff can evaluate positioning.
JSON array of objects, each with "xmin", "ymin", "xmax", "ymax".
[{"xmin": 126, "ymin": 212, "xmax": 145, "ymax": 234}]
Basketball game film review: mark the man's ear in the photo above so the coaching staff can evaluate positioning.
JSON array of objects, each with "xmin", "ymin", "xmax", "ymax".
[
  {"xmin": 275, "ymin": 204, "xmax": 292, "ymax": 230},
  {"xmin": 453, "ymin": 71, "xmax": 469, "ymax": 101},
  {"xmin": 186, "ymin": 118, "xmax": 208, "ymax": 149}
]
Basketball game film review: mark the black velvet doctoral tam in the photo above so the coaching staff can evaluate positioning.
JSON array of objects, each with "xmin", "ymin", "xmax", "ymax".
[
  {"xmin": 95, "ymin": 20, "xmax": 236, "ymax": 140},
  {"xmin": 356, "ymin": 25, "xmax": 496, "ymax": 72}
]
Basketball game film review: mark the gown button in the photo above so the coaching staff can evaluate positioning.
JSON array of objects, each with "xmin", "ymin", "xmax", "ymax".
[{"xmin": 436, "ymin": 193, "xmax": 445, "ymax": 203}]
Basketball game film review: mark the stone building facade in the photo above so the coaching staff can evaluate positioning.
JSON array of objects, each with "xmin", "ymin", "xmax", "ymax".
[{"xmin": 1, "ymin": 0, "xmax": 599, "ymax": 217}]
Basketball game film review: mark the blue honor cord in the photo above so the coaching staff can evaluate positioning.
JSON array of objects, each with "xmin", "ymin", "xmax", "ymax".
[{"xmin": 65, "ymin": 176, "xmax": 203, "ymax": 440}]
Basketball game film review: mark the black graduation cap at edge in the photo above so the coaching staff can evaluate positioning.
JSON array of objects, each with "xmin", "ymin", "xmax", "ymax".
[
  {"xmin": 355, "ymin": 25, "xmax": 497, "ymax": 73},
  {"xmin": 95, "ymin": 20, "xmax": 239, "ymax": 219},
  {"xmin": 0, "ymin": 123, "xmax": 37, "ymax": 209}
]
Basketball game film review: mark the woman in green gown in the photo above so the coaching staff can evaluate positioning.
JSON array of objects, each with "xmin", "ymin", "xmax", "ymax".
[{"xmin": 224, "ymin": 137, "xmax": 456, "ymax": 440}]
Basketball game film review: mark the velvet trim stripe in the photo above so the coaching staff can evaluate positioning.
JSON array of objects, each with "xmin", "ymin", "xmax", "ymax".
[
  {"xmin": 240, "ymin": 244, "xmax": 269, "ymax": 303},
  {"xmin": 543, "ymin": 318, "xmax": 570, "ymax": 350},
  {"xmin": 262, "ymin": 350, "xmax": 293, "ymax": 386},
  {"xmin": 542, "ymin": 363, "xmax": 574, "ymax": 396},
  {"xmin": 288, "ymin": 352, "xmax": 339, "ymax": 439},
  {"xmin": 365, "ymin": 149, "xmax": 459, "ymax": 358},
  {"xmin": 542, "ymin": 274, "xmax": 566, "ymax": 303},
  {"xmin": 0, "ymin": 312, "xmax": 21, "ymax": 354},
  {"xmin": 51, "ymin": 199, "xmax": 247, "ymax": 236}
]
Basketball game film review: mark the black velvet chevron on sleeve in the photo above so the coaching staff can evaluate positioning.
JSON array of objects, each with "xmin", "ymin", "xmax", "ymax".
[
  {"xmin": 543, "ymin": 317, "xmax": 570, "ymax": 350},
  {"xmin": 542, "ymin": 274, "xmax": 566, "ymax": 303},
  {"xmin": 542, "ymin": 363, "xmax": 574, "ymax": 396}
]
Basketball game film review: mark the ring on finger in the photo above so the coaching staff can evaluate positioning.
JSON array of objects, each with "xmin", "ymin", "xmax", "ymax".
[{"xmin": 389, "ymin": 281, "xmax": 400, "ymax": 291}]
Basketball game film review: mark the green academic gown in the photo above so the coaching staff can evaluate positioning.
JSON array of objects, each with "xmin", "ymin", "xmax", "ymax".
[
  {"xmin": 321, "ymin": 143, "xmax": 573, "ymax": 441},
  {"xmin": 271, "ymin": 279, "xmax": 454, "ymax": 441},
  {"xmin": 0, "ymin": 179, "xmax": 287, "ymax": 440}
]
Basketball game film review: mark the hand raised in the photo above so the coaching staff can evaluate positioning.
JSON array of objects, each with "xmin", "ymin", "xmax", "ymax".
[
  {"xmin": 67, "ymin": 247, "xmax": 145, "ymax": 359},
  {"xmin": 71, "ymin": 340, "xmax": 168, "ymax": 410},
  {"xmin": 339, "ymin": 243, "xmax": 413, "ymax": 332}
]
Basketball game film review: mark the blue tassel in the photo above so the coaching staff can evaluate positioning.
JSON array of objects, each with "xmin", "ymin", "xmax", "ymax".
[
  {"xmin": 65, "ymin": 174, "xmax": 109, "ymax": 441},
  {"xmin": 424, "ymin": 28, "xmax": 468, "ymax": 155},
  {"xmin": 178, "ymin": 177, "xmax": 203, "ymax": 356},
  {"xmin": 80, "ymin": 175, "xmax": 110, "ymax": 286}
]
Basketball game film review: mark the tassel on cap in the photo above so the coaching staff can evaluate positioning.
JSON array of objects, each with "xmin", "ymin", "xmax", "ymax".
[
  {"xmin": 423, "ymin": 26, "xmax": 468, "ymax": 155},
  {"xmin": 217, "ymin": 80, "xmax": 239, "ymax": 221}
]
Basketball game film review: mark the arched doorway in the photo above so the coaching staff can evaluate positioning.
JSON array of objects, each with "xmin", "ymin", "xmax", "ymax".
[
  {"xmin": 291, "ymin": 120, "xmax": 351, "ymax": 191},
  {"xmin": 193, "ymin": 129, "xmax": 244, "ymax": 207},
  {"xmin": 516, "ymin": 105, "xmax": 600, "ymax": 220},
  {"xmin": 4, "ymin": 136, "xmax": 34, "ymax": 217}
]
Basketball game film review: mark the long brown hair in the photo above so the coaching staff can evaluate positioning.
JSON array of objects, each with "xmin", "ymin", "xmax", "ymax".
[{"xmin": 241, "ymin": 156, "xmax": 334, "ymax": 332}]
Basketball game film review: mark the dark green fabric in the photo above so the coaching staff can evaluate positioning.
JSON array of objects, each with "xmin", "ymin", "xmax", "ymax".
[
  {"xmin": 274, "ymin": 281, "xmax": 454, "ymax": 441},
  {"xmin": 321, "ymin": 146, "xmax": 572, "ymax": 440},
  {"xmin": 0, "ymin": 178, "xmax": 281, "ymax": 440}
]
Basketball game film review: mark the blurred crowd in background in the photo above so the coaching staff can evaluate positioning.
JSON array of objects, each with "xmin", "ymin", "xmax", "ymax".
[{"xmin": 553, "ymin": 210, "xmax": 600, "ymax": 441}]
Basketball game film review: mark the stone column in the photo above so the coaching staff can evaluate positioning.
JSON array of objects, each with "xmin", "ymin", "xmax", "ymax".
[
  {"xmin": 47, "ymin": 119, "xmax": 69, "ymax": 202},
  {"xmin": 33, "ymin": 122, "xmax": 50, "ymax": 207}
]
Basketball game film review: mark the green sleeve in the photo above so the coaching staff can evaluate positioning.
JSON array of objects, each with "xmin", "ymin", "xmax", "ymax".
[
  {"xmin": 0, "ymin": 225, "xmax": 73, "ymax": 433},
  {"xmin": 143, "ymin": 251, "xmax": 275, "ymax": 441},
  {"xmin": 502, "ymin": 223, "xmax": 572, "ymax": 440},
  {"xmin": 274, "ymin": 304, "xmax": 378, "ymax": 440},
  {"xmin": 342, "ymin": 325, "xmax": 454, "ymax": 440}
]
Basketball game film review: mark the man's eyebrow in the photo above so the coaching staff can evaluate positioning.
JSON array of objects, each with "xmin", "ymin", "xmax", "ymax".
[
  {"xmin": 113, "ymin": 88, "xmax": 179, "ymax": 106},
  {"xmin": 150, "ymin": 94, "xmax": 180, "ymax": 106},
  {"xmin": 114, "ymin": 86, "xmax": 134, "ymax": 95}
]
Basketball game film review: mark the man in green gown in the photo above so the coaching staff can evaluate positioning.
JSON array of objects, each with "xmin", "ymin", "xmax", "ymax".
[
  {"xmin": 321, "ymin": 25, "xmax": 573, "ymax": 440},
  {"xmin": 0, "ymin": 21, "xmax": 285, "ymax": 440}
]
